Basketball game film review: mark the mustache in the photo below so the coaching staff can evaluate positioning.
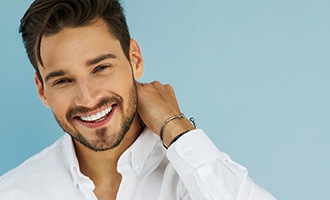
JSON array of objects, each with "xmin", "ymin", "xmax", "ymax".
[{"xmin": 66, "ymin": 96, "xmax": 122, "ymax": 121}]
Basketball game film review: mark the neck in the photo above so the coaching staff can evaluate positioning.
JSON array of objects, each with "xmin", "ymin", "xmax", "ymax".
[{"xmin": 73, "ymin": 115, "xmax": 143, "ymax": 184}]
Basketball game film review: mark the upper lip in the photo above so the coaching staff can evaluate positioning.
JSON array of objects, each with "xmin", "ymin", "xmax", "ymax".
[
  {"xmin": 79, "ymin": 106, "xmax": 113, "ymax": 122},
  {"xmin": 72, "ymin": 103, "xmax": 115, "ymax": 119}
]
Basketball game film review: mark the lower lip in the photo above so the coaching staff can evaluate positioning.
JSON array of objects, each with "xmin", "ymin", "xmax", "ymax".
[{"xmin": 75, "ymin": 106, "xmax": 116, "ymax": 129}]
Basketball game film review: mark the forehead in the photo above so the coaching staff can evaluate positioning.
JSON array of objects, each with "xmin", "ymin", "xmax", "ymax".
[{"xmin": 39, "ymin": 19, "xmax": 122, "ymax": 69}]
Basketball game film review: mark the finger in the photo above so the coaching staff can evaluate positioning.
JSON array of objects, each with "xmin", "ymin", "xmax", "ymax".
[
  {"xmin": 151, "ymin": 80, "xmax": 162, "ymax": 85},
  {"xmin": 164, "ymin": 83, "xmax": 175, "ymax": 94}
]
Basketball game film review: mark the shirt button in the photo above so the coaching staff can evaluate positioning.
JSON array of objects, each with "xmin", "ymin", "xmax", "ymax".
[
  {"xmin": 135, "ymin": 164, "xmax": 140, "ymax": 169},
  {"xmin": 184, "ymin": 150, "xmax": 192, "ymax": 156}
]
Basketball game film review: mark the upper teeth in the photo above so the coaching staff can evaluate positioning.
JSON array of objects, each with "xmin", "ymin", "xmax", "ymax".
[{"xmin": 80, "ymin": 106, "xmax": 112, "ymax": 122}]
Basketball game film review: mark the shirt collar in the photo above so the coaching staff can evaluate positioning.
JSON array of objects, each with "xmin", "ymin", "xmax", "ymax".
[
  {"xmin": 118, "ymin": 128, "xmax": 164, "ymax": 176},
  {"xmin": 61, "ymin": 128, "xmax": 165, "ymax": 187}
]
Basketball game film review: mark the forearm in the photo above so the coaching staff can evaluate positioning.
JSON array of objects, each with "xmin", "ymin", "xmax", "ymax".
[{"xmin": 166, "ymin": 129, "xmax": 276, "ymax": 200}]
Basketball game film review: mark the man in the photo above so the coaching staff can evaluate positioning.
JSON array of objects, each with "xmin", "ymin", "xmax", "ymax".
[{"xmin": 0, "ymin": 0, "xmax": 276, "ymax": 199}]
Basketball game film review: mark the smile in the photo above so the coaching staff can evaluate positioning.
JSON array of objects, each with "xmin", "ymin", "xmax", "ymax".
[{"xmin": 79, "ymin": 106, "xmax": 113, "ymax": 123}]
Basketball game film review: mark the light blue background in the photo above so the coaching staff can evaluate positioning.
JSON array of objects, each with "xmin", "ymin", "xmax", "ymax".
[{"xmin": 1, "ymin": 1, "xmax": 329, "ymax": 199}]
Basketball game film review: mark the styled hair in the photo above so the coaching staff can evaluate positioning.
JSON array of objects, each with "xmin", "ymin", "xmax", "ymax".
[{"xmin": 19, "ymin": 0, "xmax": 130, "ymax": 82}]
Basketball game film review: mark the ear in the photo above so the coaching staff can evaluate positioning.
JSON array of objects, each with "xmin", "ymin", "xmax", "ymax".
[
  {"xmin": 129, "ymin": 39, "xmax": 144, "ymax": 79},
  {"xmin": 34, "ymin": 72, "xmax": 50, "ymax": 107}
]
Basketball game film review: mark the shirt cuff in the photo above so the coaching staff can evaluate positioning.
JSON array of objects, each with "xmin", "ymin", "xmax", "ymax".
[{"xmin": 166, "ymin": 129, "xmax": 248, "ymax": 186}]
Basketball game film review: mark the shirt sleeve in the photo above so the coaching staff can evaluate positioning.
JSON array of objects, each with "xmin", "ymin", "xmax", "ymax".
[{"xmin": 166, "ymin": 129, "xmax": 277, "ymax": 200}]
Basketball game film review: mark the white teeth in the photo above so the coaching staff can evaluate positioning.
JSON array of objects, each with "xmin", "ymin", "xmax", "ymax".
[{"xmin": 80, "ymin": 106, "xmax": 112, "ymax": 122}]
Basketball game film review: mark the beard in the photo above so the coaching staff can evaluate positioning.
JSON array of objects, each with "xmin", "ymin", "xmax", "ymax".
[{"xmin": 54, "ymin": 82, "xmax": 138, "ymax": 152}]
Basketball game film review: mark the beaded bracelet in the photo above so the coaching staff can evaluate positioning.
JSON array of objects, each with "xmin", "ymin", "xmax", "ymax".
[{"xmin": 165, "ymin": 130, "xmax": 190, "ymax": 149}]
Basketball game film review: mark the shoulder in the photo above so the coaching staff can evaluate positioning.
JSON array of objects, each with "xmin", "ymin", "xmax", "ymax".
[{"xmin": 0, "ymin": 135, "xmax": 73, "ymax": 197}]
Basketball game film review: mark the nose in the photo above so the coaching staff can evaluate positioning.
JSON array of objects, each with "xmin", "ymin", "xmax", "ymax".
[{"xmin": 73, "ymin": 80, "xmax": 102, "ymax": 108}]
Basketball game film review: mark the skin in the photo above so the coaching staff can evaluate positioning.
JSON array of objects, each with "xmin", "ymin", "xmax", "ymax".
[{"xmin": 35, "ymin": 19, "xmax": 194, "ymax": 200}]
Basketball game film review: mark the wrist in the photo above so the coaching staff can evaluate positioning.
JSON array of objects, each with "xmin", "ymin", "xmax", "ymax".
[{"xmin": 161, "ymin": 115, "xmax": 195, "ymax": 148}]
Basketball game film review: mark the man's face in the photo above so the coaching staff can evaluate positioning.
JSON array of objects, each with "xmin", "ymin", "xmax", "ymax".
[{"xmin": 35, "ymin": 19, "xmax": 143, "ymax": 151}]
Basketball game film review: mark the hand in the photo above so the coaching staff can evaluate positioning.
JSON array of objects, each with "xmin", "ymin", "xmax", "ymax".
[{"xmin": 137, "ymin": 81, "xmax": 194, "ymax": 146}]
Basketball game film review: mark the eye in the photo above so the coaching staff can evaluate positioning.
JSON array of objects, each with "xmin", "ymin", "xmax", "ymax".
[
  {"xmin": 53, "ymin": 78, "xmax": 72, "ymax": 86},
  {"xmin": 92, "ymin": 65, "xmax": 110, "ymax": 74}
]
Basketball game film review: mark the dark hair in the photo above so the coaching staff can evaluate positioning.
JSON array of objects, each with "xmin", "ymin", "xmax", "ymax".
[{"xmin": 19, "ymin": 0, "xmax": 130, "ymax": 82}]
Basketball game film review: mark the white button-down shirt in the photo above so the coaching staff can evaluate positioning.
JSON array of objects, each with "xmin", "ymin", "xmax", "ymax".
[{"xmin": 0, "ymin": 129, "xmax": 276, "ymax": 199}]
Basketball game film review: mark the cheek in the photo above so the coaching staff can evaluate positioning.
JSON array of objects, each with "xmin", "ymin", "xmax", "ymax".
[
  {"xmin": 45, "ymin": 91, "xmax": 71, "ymax": 117},
  {"xmin": 101, "ymin": 68, "xmax": 134, "ymax": 93}
]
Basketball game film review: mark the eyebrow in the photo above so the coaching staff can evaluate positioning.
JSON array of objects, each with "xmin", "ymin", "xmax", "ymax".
[
  {"xmin": 44, "ymin": 54, "xmax": 117, "ymax": 83},
  {"xmin": 86, "ymin": 53, "xmax": 117, "ymax": 66},
  {"xmin": 45, "ymin": 70, "xmax": 65, "ymax": 83}
]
